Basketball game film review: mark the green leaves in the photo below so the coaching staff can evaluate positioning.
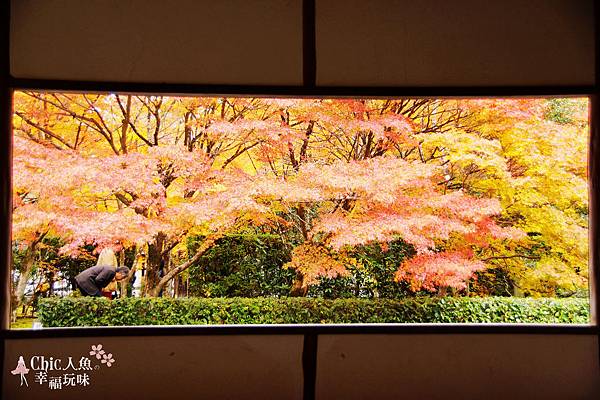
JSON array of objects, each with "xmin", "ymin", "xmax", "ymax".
[
  {"xmin": 187, "ymin": 234, "xmax": 294, "ymax": 298},
  {"xmin": 38, "ymin": 296, "xmax": 589, "ymax": 327}
]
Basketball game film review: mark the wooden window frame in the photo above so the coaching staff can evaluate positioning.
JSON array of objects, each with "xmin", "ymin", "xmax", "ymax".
[{"xmin": 0, "ymin": 2, "xmax": 598, "ymax": 399}]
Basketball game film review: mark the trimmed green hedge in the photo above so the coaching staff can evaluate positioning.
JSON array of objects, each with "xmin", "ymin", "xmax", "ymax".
[{"xmin": 38, "ymin": 296, "xmax": 589, "ymax": 326}]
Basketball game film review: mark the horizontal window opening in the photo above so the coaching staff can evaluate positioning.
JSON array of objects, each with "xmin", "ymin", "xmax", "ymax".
[{"xmin": 10, "ymin": 92, "xmax": 591, "ymax": 328}]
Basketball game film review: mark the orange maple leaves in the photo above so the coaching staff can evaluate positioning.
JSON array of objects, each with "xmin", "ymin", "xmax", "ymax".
[{"xmin": 13, "ymin": 94, "xmax": 551, "ymax": 294}]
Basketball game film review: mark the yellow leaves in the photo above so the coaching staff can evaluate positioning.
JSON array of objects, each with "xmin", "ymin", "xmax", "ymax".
[
  {"xmin": 459, "ymin": 101, "xmax": 590, "ymax": 295},
  {"xmin": 209, "ymin": 183, "xmax": 228, "ymax": 193},
  {"xmin": 519, "ymin": 256, "xmax": 587, "ymax": 296},
  {"xmin": 145, "ymin": 206, "xmax": 159, "ymax": 218},
  {"xmin": 166, "ymin": 194, "xmax": 185, "ymax": 207},
  {"xmin": 121, "ymin": 207, "xmax": 137, "ymax": 218},
  {"xmin": 165, "ymin": 178, "xmax": 186, "ymax": 207}
]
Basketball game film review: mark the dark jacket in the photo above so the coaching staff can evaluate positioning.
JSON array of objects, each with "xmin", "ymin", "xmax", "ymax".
[{"xmin": 75, "ymin": 265, "xmax": 116, "ymax": 296}]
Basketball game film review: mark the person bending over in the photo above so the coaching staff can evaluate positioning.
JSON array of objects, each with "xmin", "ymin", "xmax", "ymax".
[{"xmin": 75, "ymin": 265, "xmax": 130, "ymax": 297}]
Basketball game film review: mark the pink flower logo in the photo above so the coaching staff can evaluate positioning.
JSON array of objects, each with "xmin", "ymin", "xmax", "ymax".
[
  {"xmin": 101, "ymin": 353, "xmax": 115, "ymax": 367},
  {"xmin": 89, "ymin": 344, "xmax": 106, "ymax": 360}
]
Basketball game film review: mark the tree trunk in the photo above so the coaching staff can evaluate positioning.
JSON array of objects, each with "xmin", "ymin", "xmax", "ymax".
[
  {"xmin": 143, "ymin": 233, "xmax": 169, "ymax": 297},
  {"xmin": 290, "ymin": 271, "xmax": 308, "ymax": 297},
  {"xmin": 184, "ymin": 111, "xmax": 193, "ymax": 151},
  {"xmin": 289, "ymin": 205, "xmax": 310, "ymax": 297},
  {"xmin": 119, "ymin": 95, "xmax": 131, "ymax": 154},
  {"xmin": 296, "ymin": 205, "xmax": 310, "ymax": 241},
  {"xmin": 150, "ymin": 234, "xmax": 221, "ymax": 297},
  {"xmin": 14, "ymin": 248, "xmax": 35, "ymax": 320},
  {"xmin": 12, "ymin": 233, "xmax": 46, "ymax": 321}
]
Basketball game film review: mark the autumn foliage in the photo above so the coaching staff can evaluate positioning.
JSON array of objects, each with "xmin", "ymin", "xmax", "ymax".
[{"xmin": 12, "ymin": 93, "xmax": 589, "ymax": 302}]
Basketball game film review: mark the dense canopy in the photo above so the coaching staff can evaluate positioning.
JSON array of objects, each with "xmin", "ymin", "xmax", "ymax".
[{"xmin": 12, "ymin": 93, "xmax": 589, "ymax": 306}]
